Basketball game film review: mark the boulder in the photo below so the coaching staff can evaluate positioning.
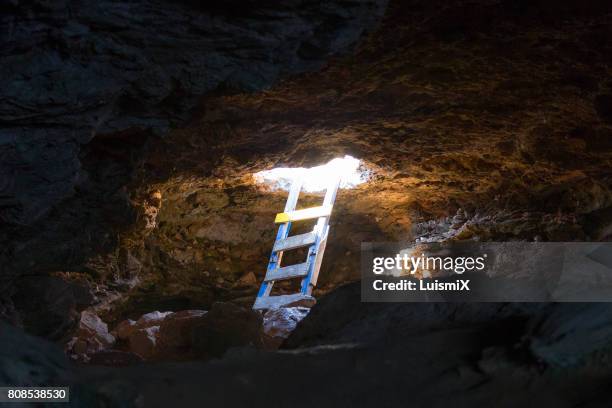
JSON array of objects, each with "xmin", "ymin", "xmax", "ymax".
[
  {"xmin": 113, "ymin": 310, "xmax": 172, "ymax": 341},
  {"xmin": 67, "ymin": 311, "xmax": 115, "ymax": 361},
  {"xmin": 136, "ymin": 311, "xmax": 173, "ymax": 326},
  {"xmin": 157, "ymin": 310, "xmax": 208, "ymax": 353},
  {"xmin": 114, "ymin": 319, "xmax": 138, "ymax": 341},
  {"xmin": 11, "ymin": 275, "xmax": 94, "ymax": 340},
  {"xmin": 113, "ymin": 311, "xmax": 170, "ymax": 359},
  {"xmin": 112, "ymin": 310, "xmax": 208, "ymax": 360},
  {"xmin": 0, "ymin": 323, "xmax": 72, "ymax": 386},
  {"xmin": 262, "ymin": 307, "xmax": 310, "ymax": 349},
  {"xmin": 284, "ymin": 282, "xmax": 545, "ymax": 349},
  {"xmin": 109, "ymin": 304, "xmax": 294, "ymax": 360},
  {"xmin": 78, "ymin": 311, "xmax": 115, "ymax": 346},
  {"xmin": 192, "ymin": 302, "xmax": 264, "ymax": 359},
  {"xmin": 527, "ymin": 303, "xmax": 612, "ymax": 367},
  {"xmin": 129, "ymin": 326, "xmax": 160, "ymax": 360}
]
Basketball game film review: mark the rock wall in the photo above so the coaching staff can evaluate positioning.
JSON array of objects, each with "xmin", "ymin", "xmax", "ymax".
[
  {"xmin": 94, "ymin": 0, "xmax": 612, "ymax": 322},
  {"xmin": 1, "ymin": 2, "xmax": 612, "ymax": 403},
  {"xmin": 1, "ymin": 0, "xmax": 386, "ymax": 226},
  {"xmin": 0, "ymin": 0, "xmax": 388, "ymax": 318},
  {"xmin": 2, "ymin": 0, "xmax": 612, "ymax": 350}
]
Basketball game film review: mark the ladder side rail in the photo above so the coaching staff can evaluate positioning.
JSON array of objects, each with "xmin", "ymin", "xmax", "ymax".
[
  {"xmin": 300, "ymin": 175, "xmax": 341, "ymax": 295},
  {"xmin": 256, "ymin": 177, "xmax": 303, "ymax": 299},
  {"xmin": 309, "ymin": 224, "xmax": 329, "ymax": 289},
  {"xmin": 257, "ymin": 223, "xmax": 291, "ymax": 298}
]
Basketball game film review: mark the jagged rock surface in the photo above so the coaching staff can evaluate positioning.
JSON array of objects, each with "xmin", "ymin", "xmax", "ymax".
[
  {"xmin": 262, "ymin": 306, "xmax": 310, "ymax": 348},
  {"xmin": 0, "ymin": 0, "xmax": 388, "ymax": 308},
  {"xmin": 66, "ymin": 310, "xmax": 116, "ymax": 361},
  {"xmin": 4, "ymin": 299, "xmax": 612, "ymax": 408},
  {"xmin": 82, "ymin": 303, "xmax": 265, "ymax": 361},
  {"xmin": 88, "ymin": 0, "xmax": 612, "ymax": 327},
  {"xmin": 1, "ymin": 3, "xmax": 612, "ymax": 404},
  {"xmin": 285, "ymin": 282, "xmax": 612, "ymax": 369}
]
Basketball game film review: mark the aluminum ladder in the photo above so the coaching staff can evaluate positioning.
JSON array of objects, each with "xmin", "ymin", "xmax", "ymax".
[{"xmin": 253, "ymin": 175, "xmax": 340, "ymax": 310}]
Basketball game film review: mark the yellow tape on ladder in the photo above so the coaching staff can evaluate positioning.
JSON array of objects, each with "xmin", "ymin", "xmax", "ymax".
[{"xmin": 274, "ymin": 205, "xmax": 333, "ymax": 223}]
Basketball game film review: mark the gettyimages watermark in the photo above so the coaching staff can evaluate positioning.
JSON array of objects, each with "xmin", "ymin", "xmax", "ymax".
[{"xmin": 361, "ymin": 242, "xmax": 612, "ymax": 302}]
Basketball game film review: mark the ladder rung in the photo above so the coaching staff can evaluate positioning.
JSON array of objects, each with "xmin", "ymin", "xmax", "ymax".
[
  {"xmin": 253, "ymin": 293, "xmax": 316, "ymax": 310},
  {"xmin": 264, "ymin": 262, "xmax": 309, "ymax": 282},
  {"xmin": 275, "ymin": 205, "xmax": 332, "ymax": 223},
  {"xmin": 273, "ymin": 232, "xmax": 317, "ymax": 252}
]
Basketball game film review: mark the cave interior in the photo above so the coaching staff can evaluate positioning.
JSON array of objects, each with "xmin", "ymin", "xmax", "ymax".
[{"xmin": 2, "ymin": 0, "xmax": 612, "ymax": 406}]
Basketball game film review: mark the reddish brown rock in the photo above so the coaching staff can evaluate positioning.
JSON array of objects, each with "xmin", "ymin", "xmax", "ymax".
[
  {"xmin": 191, "ymin": 302, "xmax": 264, "ymax": 358},
  {"xmin": 129, "ymin": 326, "xmax": 160, "ymax": 360},
  {"xmin": 236, "ymin": 272, "xmax": 257, "ymax": 286},
  {"xmin": 113, "ymin": 311, "xmax": 172, "ymax": 340},
  {"xmin": 136, "ymin": 311, "xmax": 173, "ymax": 326},
  {"xmin": 110, "ymin": 304, "xmax": 300, "ymax": 360},
  {"xmin": 67, "ymin": 311, "xmax": 115, "ymax": 361},
  {"xmin": 109, "ymin": 304, "xmax": 272, "ymax": 360},
  {"xmin": 113, "ymin": 311, "xmax": 170, "ymax": 359},
  {"xmin": 114, "ymin": 319, "xmax": 137, "ymax": 341},
  {"xmin": 112, "ymin": 310, "xmax": 208, "ymax": 360},
  {"xmin": 157, "ymin": 310, "xmax": 208, "ymax": 356}
]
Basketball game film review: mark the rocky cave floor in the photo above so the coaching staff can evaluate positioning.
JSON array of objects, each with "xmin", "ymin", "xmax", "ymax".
[{"xmin": 2, "ymin": 0, "xmax": 612, "ymax": 406}]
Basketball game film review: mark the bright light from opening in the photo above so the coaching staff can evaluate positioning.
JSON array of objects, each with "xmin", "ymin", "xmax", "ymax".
[{"xmin": 254, "ymin": 155, "xmax": 369, "ymax": 192}]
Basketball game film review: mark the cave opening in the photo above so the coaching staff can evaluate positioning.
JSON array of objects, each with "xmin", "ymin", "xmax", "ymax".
[{"xmin": 253, "ymin": 155, "xmax": 371, "ymax": 192}]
